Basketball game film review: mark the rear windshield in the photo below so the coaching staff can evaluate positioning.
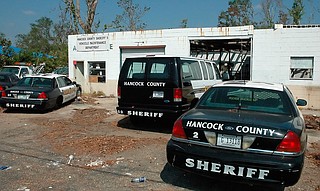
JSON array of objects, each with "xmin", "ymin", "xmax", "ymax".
[
  {"xmin": 17, "ymin": 77, "xmax": 53, "ymax": 88},
  {"xmin": 0, "ymin": 67, "xmax": 19, "ymax": 75},
  {"xmin": 198, "ymin": 87, "xmax": 292, "ymax": 115},
  {"xmin": 122, "ymin": 58, "xmax": 173, "ymax": 80}
]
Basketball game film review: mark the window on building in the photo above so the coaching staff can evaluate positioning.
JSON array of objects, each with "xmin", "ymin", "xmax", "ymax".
[
  {"xmin": 89, "ymin": 61, "xmax": 106, "ymax": 83},
  {"xmin": 290, "ymin": 57, "xmax": 314, "ymax": 80}
]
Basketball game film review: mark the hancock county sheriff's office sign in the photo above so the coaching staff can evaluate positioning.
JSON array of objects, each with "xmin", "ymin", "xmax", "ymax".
[{"xmin": 76, "ymin": 34, "xmax": 109, "ymax": 52}]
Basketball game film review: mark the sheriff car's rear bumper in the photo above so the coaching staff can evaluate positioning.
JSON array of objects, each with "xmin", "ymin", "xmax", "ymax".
[
  {"xmin": 166, "ymin": 139, "xmax": 304, "ymax": 187},
  {"xmin": 0, "ymin": 98, "xmax": 50, "ymax": 110},
  {"xmin": 116, "ymin": 105, "xmax": 189, "ymax": 119}
]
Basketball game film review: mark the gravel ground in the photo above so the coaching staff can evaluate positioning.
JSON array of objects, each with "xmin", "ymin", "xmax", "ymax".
[{"xmin": 0, "ymin": 97, "xmax": 319, "ymax": 191}]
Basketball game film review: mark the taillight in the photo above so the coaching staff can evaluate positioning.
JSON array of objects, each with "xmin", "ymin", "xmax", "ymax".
[
  {"xmin": 276, "ymin": 131, "xmax": 301, "ymax": 153},
  {"xmin": 0, "ymin": 86, "xmax": 5, "ymax": 97},
  {"xmin": 172, "ymin": 118, "xmax": 187, "ymax": 139},
  {"xmin": 38, "ymin": 92, "xmax": 47, "ymax": 99},
  {"xmin": 117, "ymin": 86, "xmax": 121, "ymax": 99},
  {"xmin": 173, "ymin": 88, "xmax": 182, "ymax": 102}
]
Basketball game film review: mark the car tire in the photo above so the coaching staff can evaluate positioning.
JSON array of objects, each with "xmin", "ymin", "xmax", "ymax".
[
  {"xmin": 55, "ymin": 96, "xmax": 63, "ymax": 109},
  {"xmin": 76, "ymin": 87, "xmax": 82, "ymax": 97},
  {"xmin": 129, "ymin": 116, "xmax": 143, "ymax": 126}
]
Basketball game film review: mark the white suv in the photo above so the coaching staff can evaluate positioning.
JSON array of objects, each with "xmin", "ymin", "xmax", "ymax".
[{"xmin": 0, "ymin": 65, "xmax": 33, "ymax": 79}]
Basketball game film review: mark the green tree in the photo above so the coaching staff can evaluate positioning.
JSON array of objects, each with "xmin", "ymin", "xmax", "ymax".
[
  {"xmin": 218, "ymin": 0, "xmax": 255, "ymax": 27},
  {"xmin": 0, "ymin": 33, "xmax": 15, "ymax": 66},
  {"xmin": 180, "ymin": 19, "xmax": 188, "ymax": 28},
  {"xmin": 15, "ymin": 17, "xmax": 69, "ymax": 72},
  {"xmin": 16, "ymin": 17, "xmax": 54, "ymax": 53},
  {"xmin": 289, "ymin": 0, "xmax": 304, "ymax": 25},
  {"xmin": 109, "ymin": 0, "xmax": 150, "ymax": 31}
]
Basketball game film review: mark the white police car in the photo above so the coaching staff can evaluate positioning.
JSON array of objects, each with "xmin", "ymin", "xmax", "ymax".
[
  {"xmin": 166, "ymin": 81, "xmax": 308, "ymax": 190},
  {"xmin": 0, "ymin": 74, "xmax": 81, "ymax": 111}
]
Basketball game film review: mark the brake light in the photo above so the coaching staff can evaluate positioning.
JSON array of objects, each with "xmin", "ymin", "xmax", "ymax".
[
  {"xmin": 173, "ymin": 88, "xmax": 182, "ymax": 102},
  {"xmin": 276, "ymin": 131, "xmax": 301, "ymax": 153},
  {"xmin": 117, "ymin": 86, "xmax": 121, "ymax": 99},
  {"xmin": 172, "ymin": 118, "xmax": 187, "ymax": 139},
  {"xmin": 0, "ymin": 86, "xmax": 5, "ymax": 97},
  {"xmin": 38, "ymin": 92, "xmax": 47, "ymax": 99}
]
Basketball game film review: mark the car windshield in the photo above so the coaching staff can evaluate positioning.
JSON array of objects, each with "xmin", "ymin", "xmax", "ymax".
[
  {"xmin": 0, "ymin": 75, "xmax": 9, "ymax": 82},
  {"xmin": 17, "ymin": 77, "xmax": 53, "ymax": 88},
  {"xmin": 198, "ymin": 87, "xmax": 292, "ymax": 115},
  {"xmin": 0, "ymin": 67, "xmax": 19, "ymax": 75}
]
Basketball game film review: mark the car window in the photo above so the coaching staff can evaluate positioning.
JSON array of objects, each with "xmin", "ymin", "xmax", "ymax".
[
  {"xmin": 57, "ymin": 77, "xmax": 68, "ymax": 87},
  {"xmin": 9, "ymin": 74, "xmax": 19, "ymax": 82},
  {"xmin": 181, "ymin": 60, "xmax": 202, "ymax": 80},
  {"xmin": 199, "ymin": 87, "xmax": 291, "ymax": 114},
  {"xmin": 16, "ymin": 77, "xmax": 52, "ymax": 88},
  {"xmin": 206, "ymin": 62, "xmax": 214, "ymax": 80},
  {"xmin": 200, "ymin": 61, "xmax": 209, "ymax": 80},
  {"xmin": 148, "ymin": 61, "xmax": 170, "ymax": 79},
  {"xmin": 21, "ymin": 68, "xmax": 29, "ymax": 74},
  {"xmin": 63, "ymin": 76, "xmax": 73, "ymax": 86},
  {"xmin": 126, "ymin": 61, "xmax": 146, "ymax": 79},
  {"xmin": 1, "ymin": 67, "xmax": 19, "ymax": 75},
  {"xmin": 0, "ymin": 75, "xmax": 7, "ymax": 82}
]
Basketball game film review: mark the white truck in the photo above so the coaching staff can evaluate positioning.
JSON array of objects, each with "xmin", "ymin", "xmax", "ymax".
[{"xmin": 0, "ymin": 63, "xmax": 45, "ymax": 79}]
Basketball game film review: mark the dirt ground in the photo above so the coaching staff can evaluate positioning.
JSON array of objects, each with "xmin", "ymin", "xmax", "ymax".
[{"xmin": 0, "ymin": 96, "xmax": 319, "ymax": 191}]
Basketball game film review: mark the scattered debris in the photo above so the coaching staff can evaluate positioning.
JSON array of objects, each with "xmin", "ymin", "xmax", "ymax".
[
  {"xmin": 304, "ymin": 114, "xmax": 320, "ymax": 130},
  {"xmin": 67, "ymin": 154, "xmax": 74, "ymax": 165},
  {"xmin": 17, "ymin": 186, "xmax": 30, "ymax": 191},
  {"xmin": 0, "ymin": 165, "xmax": 11, "ymax": 170},
  {"xmin": 86, "ymin": 159, "xmax": 104, "ymax": 167},
  {"xmin": 131, "ymin": 176, "xmax": 146, "ymax": 183}
]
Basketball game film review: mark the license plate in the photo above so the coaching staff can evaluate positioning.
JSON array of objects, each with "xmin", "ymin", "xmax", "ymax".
[
  {"xmin": 152, "ymin": 91, "xmax": 164, "ymax": 98},
  {"xmin": 18, "ymin": 95, "xmax": 29, "ymax": 99},
  {"xmin": 217, "ymin": 134, "xmax": 242, "ymax": 149}
]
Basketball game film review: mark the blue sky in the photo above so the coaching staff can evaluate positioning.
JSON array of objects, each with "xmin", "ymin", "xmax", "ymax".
[{"xmin": 1, "ymin": 0, "xmax": 319, "ymax": 45}]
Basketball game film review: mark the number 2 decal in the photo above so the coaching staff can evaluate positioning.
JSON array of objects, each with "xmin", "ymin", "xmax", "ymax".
[{"xmin": 193, "ymin": 132, "xmax": 199, "ymax": 139}]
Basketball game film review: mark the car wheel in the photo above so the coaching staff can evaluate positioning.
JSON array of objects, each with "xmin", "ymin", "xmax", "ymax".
[
  {"xmin": 129, "ymin": 116, "xmax": 143, "ymax": 126},
  {"xmin": 55, "ymin": 96, "xmax": 63, "ymax": 109},
  {"xmin": 76, "ymin": 87, "xmax": 82, "ymax": 97}
]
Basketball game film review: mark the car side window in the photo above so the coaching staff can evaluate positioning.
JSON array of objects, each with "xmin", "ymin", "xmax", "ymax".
[
  {"xmin": 56, "ymin": 77, "xmax": 67, "ymax": 87},
  {"xmin": 181, "ymin": 60, "xmax": 202, "ymax": 80},
  {"xmin": 63, "ymin": 77, "xmax": 73, "ymax": 86},
  {"xmin": 206, "ymin": 62, "xmax": 214, "ymax": 80},
  {"xmin": 126, "ymin": 61, "xmax": 146, "ymax": 79},
  {"xmin": 200, "ymin": 61, "xmax": 209, "ymax": 80},
  {"xmin": 10, "ymin": 74, "xmax": 19, "ymax": 82}
]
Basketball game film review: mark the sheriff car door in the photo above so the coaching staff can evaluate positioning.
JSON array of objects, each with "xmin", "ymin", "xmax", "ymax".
[{"xmin": 56, "ymin": 76, "xmax": 76, "ymax": 103}]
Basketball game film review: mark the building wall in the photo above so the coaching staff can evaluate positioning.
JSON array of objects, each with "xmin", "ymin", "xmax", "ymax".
[
  {"xmin": 252, "ymin": 25, "xmax": 320, "ymax": 109},
  {"xmin": 68, "ymin": 26, "xmax": 254, "ymax": 96}
]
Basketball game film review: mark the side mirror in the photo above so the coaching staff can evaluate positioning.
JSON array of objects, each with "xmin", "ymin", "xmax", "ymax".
[
  {"xmin": 296, "ymin": 99, "xmax": 307, "ymax": 106},
  {"xmin": 190, "ymin": 98, "xmax": 199, "ymax": 108}
]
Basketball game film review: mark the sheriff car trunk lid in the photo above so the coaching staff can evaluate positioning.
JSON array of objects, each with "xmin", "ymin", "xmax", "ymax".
[{"xmin": 182, "ymin": 109, "xmax": 295, "ymax": 151}]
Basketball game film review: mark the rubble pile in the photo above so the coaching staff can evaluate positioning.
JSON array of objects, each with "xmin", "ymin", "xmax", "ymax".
[{"xmin": 304, "ymin": 115, "xmax": 320, "ymax": 130}]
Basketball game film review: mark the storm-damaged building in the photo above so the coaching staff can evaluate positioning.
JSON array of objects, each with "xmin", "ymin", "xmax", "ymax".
[{"xmin": 68, "ymin": 24, "xmax": 320, "ymax": 109}]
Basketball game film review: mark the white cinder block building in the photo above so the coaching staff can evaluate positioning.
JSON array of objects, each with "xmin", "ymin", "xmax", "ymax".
[{"xmin": 68, "ymin": 24, "xmax": 320, "ymax": 109}]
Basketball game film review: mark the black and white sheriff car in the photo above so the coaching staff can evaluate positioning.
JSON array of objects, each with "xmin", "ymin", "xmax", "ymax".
[
  {"xmin": 0, "ymin": 74, "xmax": 81, "ymax": 111},
  {"xmin": 166, "ymin": 81, "xmax": 308, "ymax": 190}
]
